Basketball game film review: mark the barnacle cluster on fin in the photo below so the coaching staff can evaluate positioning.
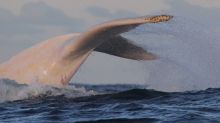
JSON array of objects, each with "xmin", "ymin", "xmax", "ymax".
[{"xmin": 145, "ymin": 15, "xmax": 173, "ymax": 23}]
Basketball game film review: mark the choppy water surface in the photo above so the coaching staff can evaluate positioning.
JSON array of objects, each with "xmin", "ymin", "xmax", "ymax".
[{"xmin": 0, "ymin": 80, "xmax": 220, "ymax": 123}]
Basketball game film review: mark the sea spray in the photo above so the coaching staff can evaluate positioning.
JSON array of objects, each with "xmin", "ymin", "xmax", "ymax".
[{"xmin": 125, "ymin": 16, "xmax": 220, "ymax": 91}]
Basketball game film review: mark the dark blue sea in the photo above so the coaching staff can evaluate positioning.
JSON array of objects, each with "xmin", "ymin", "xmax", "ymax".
[{"xmin": 0, "ymin": 80, "xmax": 220, "ymax": 123}]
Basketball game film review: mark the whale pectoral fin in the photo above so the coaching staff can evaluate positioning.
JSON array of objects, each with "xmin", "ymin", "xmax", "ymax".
[
  {"xmin": 94, "ymin": 36, "xmax": 157, "ymax": 60},
  {"xmin": 65, "ymin": 15, "xmax": 173, "ymax": 61}
]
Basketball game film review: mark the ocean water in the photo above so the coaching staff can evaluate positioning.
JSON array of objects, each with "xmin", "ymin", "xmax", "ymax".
[
  {"xmin": 1, "ymin": 16, "xmax": 220, "ymax": 122},
  {"xmin": 0, "ymin": 79, "xmax": 220, "ymax": 123}
]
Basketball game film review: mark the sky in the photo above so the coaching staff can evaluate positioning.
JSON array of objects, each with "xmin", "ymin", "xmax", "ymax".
[{"xmin": 0, "ymin": 0, "xmax": 220, "ymax": 85}]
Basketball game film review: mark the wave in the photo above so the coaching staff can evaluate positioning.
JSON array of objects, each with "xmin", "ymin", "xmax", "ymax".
[
  {"xmin": 0, "ymin": 79, "xmax": 96, "ymax": 103},
  {"xmin": 72, "ymin": 89, "xmax": 168, "ymax": 102},
  {"xmin": 1, "ymin": 78, "xmax": 220, "ymax": 103},
  {"xmin": 0, "ymin": 78, "xmax": 173, "ymax": 103}
]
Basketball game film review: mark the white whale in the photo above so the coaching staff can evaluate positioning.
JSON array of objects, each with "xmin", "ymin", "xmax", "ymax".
[{"xmin": 0, "ymin": 15, "xmax": 173, "ymax": 87}]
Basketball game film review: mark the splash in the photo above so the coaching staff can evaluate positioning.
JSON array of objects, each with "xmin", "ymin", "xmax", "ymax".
[
  {"xmin": 1, "ymin": 16, "xmax": 219, "ymax": 102},
  {"xmin": 125, "ymin": 16, "xmax": 220, "ymax": 92},
  {"xmin": 0, "ymin": 79, "xmax": 96, "ymax": 103}
]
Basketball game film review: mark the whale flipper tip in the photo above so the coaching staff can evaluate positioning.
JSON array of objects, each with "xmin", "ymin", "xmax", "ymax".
[{"xmin": 146, "ymin": 15, "xmax": 173, "ymax": 23}]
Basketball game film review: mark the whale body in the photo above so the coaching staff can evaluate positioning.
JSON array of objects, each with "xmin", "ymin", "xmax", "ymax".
[{"xmin": 0, "ymin": 15, "xmax": 173, "ymax": 87}]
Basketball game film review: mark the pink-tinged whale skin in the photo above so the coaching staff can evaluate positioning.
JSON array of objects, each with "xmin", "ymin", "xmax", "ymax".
[{"xmin": 0, "ymin": 15, "xmax": 173, "ymax": 87}]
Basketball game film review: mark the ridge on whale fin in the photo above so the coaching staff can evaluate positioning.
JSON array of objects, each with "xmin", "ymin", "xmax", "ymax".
[{"xmin": 0, "ymin": 15, "xmax": 173, "ymax": 86}]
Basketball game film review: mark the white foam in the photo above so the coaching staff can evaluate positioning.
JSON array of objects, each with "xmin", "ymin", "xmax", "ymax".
[{"xmin": 0, "ymin": 79, "xmax": 96, "ymax": 103}]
